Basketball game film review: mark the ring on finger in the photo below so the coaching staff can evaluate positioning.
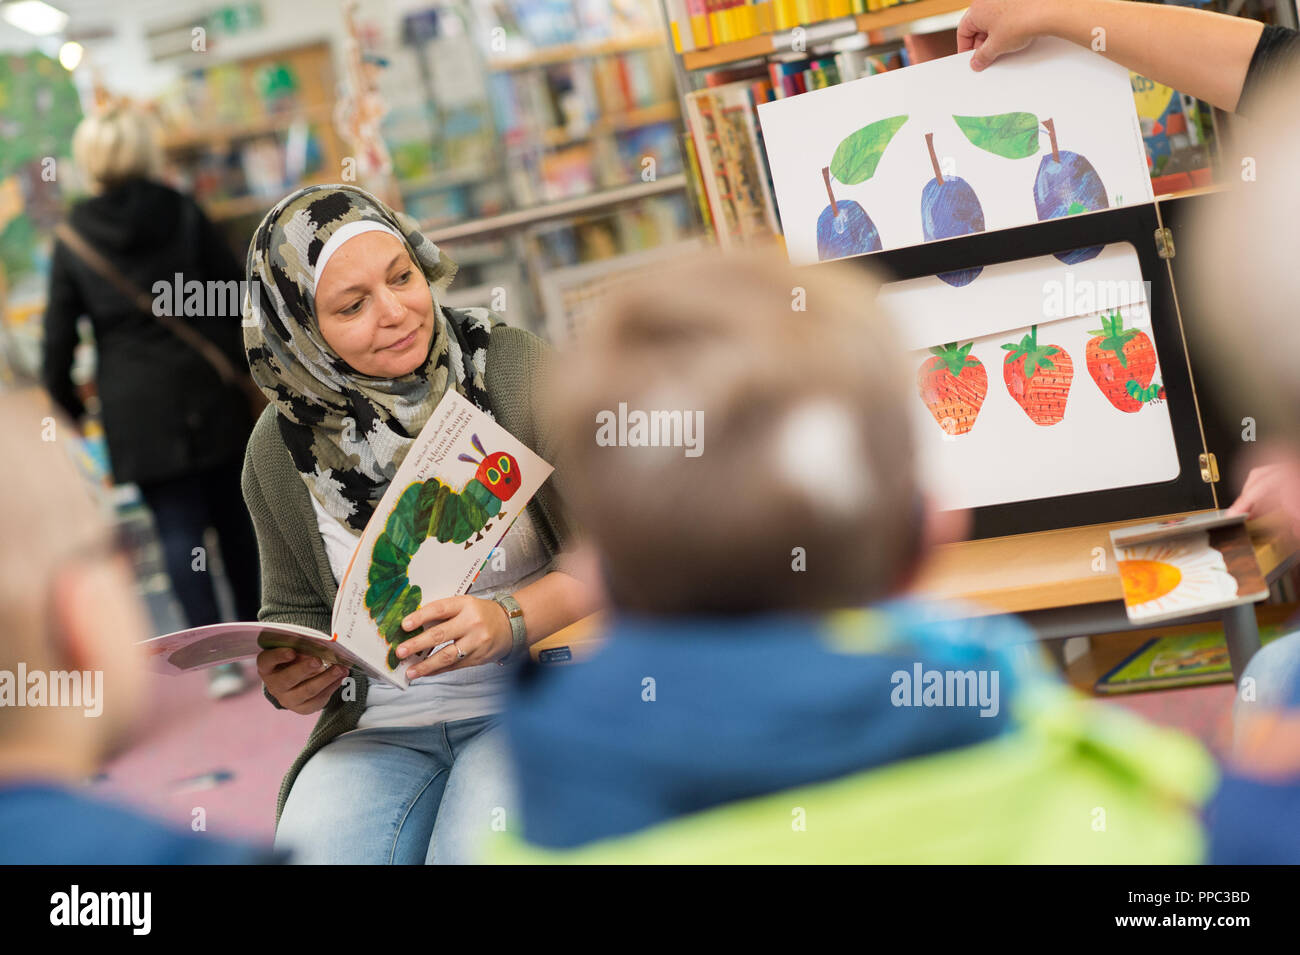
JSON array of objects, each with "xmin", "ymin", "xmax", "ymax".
[{"xmin": 453, "ymin": 641, "xmax": 466, "ymax": 660}]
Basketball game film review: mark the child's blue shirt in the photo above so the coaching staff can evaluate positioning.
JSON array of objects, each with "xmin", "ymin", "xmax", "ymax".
[
  {"xmin": 0, "ymin": 782, "xmax": 276, "ymax": 864},
  {"xmin": 505, "ymin": 598, "xmax": 1049, "ymax": 849}
]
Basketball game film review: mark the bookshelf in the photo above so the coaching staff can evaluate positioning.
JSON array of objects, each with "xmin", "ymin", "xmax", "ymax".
[
  {"xmin": 487, "ymin": 32, "xmax": 669, "ymax": 71},
  {"xmin": 678, "ymin": 0, "xmax": 969, "ymax": 70},
  {"xmin": 157, "ymin": 42, "xmax": 347, "ymax": 234},
  {"xmin": 380, "ymin": 1, "xmax": 696, "ymax": 339},
  {"xmin": 425, "ymin": 174, "xmax": 689, "ymax": 243}
]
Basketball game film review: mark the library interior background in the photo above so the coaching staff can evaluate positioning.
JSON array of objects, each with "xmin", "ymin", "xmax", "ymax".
[{"xmin": 2, "ymin": 0, "xmax": 1299, "ymax": 862}]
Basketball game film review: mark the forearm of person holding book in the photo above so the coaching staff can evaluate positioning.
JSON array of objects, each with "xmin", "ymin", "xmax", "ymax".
[
  {"xmin": 391, "ymin": 569, "xmax": 602, "ymax": 679},
  {"xmin": 242, "ymin": 446, "xmax": 351, "ymax": 715},
  {"xmin": 957, "ymin": 0, "xmax": 1276, "ymax": 112}
]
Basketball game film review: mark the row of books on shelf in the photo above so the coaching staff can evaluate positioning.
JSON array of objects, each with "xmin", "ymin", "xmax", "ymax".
[
  {"xmin": 488, "ymin": 50, "xmax": 677, "ymax": 142},
  {"xmin": 503, "ymin": 119, "xmax": 683, "ymax": 206},
  {"xmin": 156, "ymin": 59, "xmax": 317, "ymax": 143},
  {"xmin": 171, "ymin": 129, "xmax": 324, "ymax": 213},
  {"xmin": 665, "ymin": 0, "xmax": 924, "ymax": 51},
  {"xmin": 532, "ymin": 193, "xmax": 695, "ymax": 270},
  {"xmin": 470, "ymin": 0, "xmax": 664, "ymax": 54},
  {"xmin": 765, "ymin": 46, "xmax": 906, "ymax": 96}
]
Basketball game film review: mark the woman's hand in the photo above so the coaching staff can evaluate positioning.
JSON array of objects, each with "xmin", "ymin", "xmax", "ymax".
[
  {"xmin": 1227, "ymin": 460, "xmax": 1300, "ymax": 531},
  {"xmin": 256, "ymin": 648, "xmax": 350, "ymax": 714},
  {"xmin": 395, "ymin": 596, "xmax": 512, "ymax": 679},
  {"xmin": 957, "ymin": 0, "xmax": 1057, "ymax": 71}
]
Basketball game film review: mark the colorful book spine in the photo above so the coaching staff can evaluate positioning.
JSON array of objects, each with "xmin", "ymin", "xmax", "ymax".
[
  {"xmin": 686, "ymin": 0, "xmax": 713, "ymax": 48},
  {"xmin": 665, "ymin": 0, "xmax": 695, "ymax": 52},
  {"xmin": 705, "ymin": 0, "xmax": 724, "ymax": 44},
  {"xmin": 773, "ymin": 0, "xmax": 799, "ymax": 30}
]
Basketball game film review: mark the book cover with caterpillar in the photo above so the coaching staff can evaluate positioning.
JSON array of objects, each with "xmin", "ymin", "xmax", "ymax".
[
  {"xmin": 329, "ymin": 390, "xmax": 554, "ymax": 688},
  {"xmin": 140, "ymin": 390, "xmax": 553, "ymax": 690}
]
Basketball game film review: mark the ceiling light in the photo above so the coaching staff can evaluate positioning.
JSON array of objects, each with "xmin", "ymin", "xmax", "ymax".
[
  {"xmin": 58, "ymin": 39, "xmax": 81, "ymax": 70},
  {"xmin": 2, "ymin": 1, "xmax": 70, "ymax": 37}
]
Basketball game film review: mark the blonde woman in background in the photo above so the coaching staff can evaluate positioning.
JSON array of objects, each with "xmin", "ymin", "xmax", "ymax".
[{"xmin": 42, "ymin": 103, "xmax": 260, "ymax": 698}]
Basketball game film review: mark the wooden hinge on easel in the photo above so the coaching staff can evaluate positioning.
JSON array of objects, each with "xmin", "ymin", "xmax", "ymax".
[
  {"xmin": 1199, "ymin": 452, "xmax": 1219, "ymax": 483},
  {"xmin": 1155, "ymin": 227, "xmax": 1175, "ymax": 259}
]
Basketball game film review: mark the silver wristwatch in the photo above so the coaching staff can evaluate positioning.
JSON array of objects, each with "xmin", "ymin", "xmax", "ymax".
[{"xmin": 494, "ymin": 594, "xmax": 526, "ymax": 665}]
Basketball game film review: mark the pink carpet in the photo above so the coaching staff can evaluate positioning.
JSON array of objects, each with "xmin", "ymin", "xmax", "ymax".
[
  {"xmin": 92, "ymin": 667, "xmax": 314, "ymax": 846},
  {"xmin": 1096, "ymin": 682, "xmax": 1238, "ymax": 757}
]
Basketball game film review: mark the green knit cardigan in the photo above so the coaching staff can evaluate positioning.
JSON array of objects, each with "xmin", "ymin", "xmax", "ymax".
[{"xmin": 240, "ymin": 325, "xmax": 572, "ymax": 824}]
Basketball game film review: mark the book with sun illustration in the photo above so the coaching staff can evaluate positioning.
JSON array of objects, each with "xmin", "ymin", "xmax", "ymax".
[
  {"xmin": 139, "ymin": 391, "xmax": 554, "ymax": 689},
  {"xmin": 1109, "ymin": 511, "xmax": 1269, "ymax": 625}
]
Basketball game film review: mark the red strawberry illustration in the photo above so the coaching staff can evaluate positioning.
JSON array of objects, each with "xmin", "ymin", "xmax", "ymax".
[
  {"xmin": 1001, "ymin": 325, "xmax": 1073, "ymax": 426},
  {"xmin": 918, "ymin": 341, "xmax": 987, "ymax": 436},
  {"xmin": 1085, "ymin": 310, "xmax": 1164, "ymax": 412}
]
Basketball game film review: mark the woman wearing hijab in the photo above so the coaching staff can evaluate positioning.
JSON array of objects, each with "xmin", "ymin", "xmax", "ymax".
[{"xmin": 241, "ymin": 184, "xmax": 600, "ymax": 864}]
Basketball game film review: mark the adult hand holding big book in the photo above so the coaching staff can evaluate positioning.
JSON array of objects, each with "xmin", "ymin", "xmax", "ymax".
[{"xmin": 138, "ymin": 390, "xmax": 553, "ymax": 704}]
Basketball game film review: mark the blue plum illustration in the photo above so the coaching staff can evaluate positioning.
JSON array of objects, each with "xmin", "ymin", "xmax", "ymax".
[
  {"xmin": 816, "ymin": 199, "xmax": 881, "ymax": 260},
  {"xmin": 1034, "ymin": 119, "xmax": 1109, "ymax": 264},
  {"xmin": 921, "ymin": 132, "xmax": 985, "ymax": 287}
]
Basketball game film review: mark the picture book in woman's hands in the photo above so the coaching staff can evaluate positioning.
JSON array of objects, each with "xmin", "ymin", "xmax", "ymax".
[{"xmin": 139, "ymin": 391, "xmax": 554, "ymax": 689}]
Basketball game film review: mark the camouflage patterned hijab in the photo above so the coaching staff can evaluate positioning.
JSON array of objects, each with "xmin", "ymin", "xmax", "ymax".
[{"xmin": 242, "ymin": 184, "xmax": 496, "ymax": 534}]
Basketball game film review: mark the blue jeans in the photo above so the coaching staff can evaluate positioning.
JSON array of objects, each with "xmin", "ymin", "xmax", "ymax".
[
  {"xmin": 274, "ymin": 715, "xmax": 513, "ymax": 864},
  {"xmin": 136, "ymin": 460, "xmax": 261, "ymax": 626},
  {"xmin": 1233, "ymin": 629, "xmax": 1300, "ymax": 749}
]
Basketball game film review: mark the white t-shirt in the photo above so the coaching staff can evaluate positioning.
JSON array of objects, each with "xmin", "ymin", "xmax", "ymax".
[{"xmin": 310, "ymin": 494, "xmax": 553, "ymax": 729}]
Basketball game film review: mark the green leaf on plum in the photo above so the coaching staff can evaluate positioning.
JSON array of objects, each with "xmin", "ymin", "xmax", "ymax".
[
  {"xmin": 829, "ymin": 115, "xmax": 909, "ymax": 184},
  {"xmin": 953, "ymin": 112, "xmax": 1041, "ymax": 160}
]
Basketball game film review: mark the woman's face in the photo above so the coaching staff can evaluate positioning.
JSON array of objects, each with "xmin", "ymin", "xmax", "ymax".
[{"xmin": 314, "ymin": 231, "xmax": 434, "ymax": 378}]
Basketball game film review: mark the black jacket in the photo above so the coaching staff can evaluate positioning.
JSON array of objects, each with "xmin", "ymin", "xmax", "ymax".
[{"xmin": 43, "ymin": 179, "xmax": 254, "ymax": 485}]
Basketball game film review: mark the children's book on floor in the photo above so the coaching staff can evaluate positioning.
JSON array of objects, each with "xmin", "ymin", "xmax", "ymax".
[
  {"xmin": 139, "ymin": 391, "xmax": 553, "ymax": 689},
  {"xmin": 1095, "ymin": 621, "xmax": 1288, "ymax": 694}
]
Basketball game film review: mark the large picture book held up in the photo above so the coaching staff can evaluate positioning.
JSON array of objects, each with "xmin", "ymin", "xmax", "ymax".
[
  {"xmin": 139, "ymin": 391, "xmax": 554, "ymax": 689},
  {"xmin": 756, "ymin": 37, "xmax": 1154, "ymax": 266}
]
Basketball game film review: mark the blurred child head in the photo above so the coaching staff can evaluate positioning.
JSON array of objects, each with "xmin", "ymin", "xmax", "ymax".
[
  {"xmin": 0, "ymin": 389, "xmax": 150, "ymax": 774},
  {"xmin": 71, "ymin": 101, "xmax": 163, "ymax": 194},
  {"xmin": 549, "ymin": 250, "xmax": 944, "ymax": 616}
]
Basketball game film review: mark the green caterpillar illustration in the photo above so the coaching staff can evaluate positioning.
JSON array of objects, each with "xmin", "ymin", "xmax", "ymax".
[{"xmin": 365, "ymin": 433, "xmax": 522, "ymax": 669}]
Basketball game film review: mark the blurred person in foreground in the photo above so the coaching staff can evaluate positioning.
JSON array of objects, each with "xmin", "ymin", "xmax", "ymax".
[
  {"xmin": 0, "ymin": 388, "xmax": 271, "ymax": 863},
  {"xmin": 1185, "ymin": 77, "xmax": 1300, "ymax": 864},
  {"xmin": 42, "ymin": 102, "xmax": 259, "ymax": 698},
  {"xmin": 492, "ymin": 253, "xmax": 1216, "ymax": 863}
]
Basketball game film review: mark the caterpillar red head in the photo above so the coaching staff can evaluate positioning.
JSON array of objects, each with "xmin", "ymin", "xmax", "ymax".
[{"xmin": 458, "ymin": 433, "xmax": 521, "ymax": 501}]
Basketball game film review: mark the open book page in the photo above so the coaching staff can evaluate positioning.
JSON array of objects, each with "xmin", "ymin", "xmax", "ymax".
[
  {"xmin": 1110, "ymin": 516, "xmax": 1270, "ymax": 625},
  {"xmin": 329, "ymin": 390, "xmax": 554, "ymax": 689},
  {"xmin": 139, "ymin": 622, "xmax": 375, "ymax": 677}
]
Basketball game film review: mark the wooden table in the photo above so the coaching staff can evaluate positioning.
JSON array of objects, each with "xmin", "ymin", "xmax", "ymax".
[
  {"xmin": 531, "ymin": 511, "xmax": 1300, "ymax": 683},
  {"xmin": 911, "ymin": 510, "xmax": 1299, "ymax": 682}
]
